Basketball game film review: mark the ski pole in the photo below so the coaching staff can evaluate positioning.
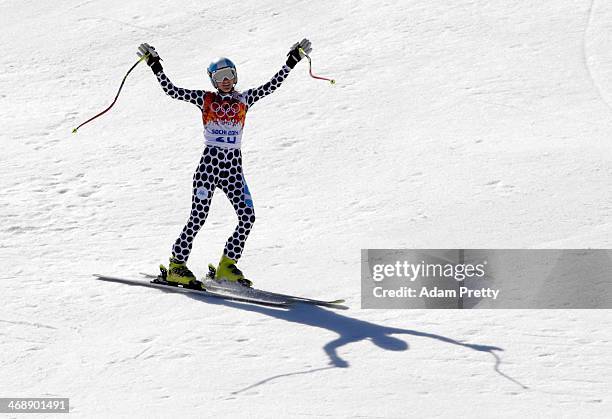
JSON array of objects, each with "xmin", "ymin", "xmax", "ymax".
[
  {"xmin": 299, "ymin": 48, "xmax": 336, "ymax": 85},
  {"xmin": 72, "ymin": 53, "xmax": 149, "ymax": 134}
]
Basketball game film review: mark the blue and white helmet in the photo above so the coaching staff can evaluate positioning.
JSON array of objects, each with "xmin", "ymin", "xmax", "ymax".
[{"xmin": 207, "ymin": 57, "xmax": 237, "ymax": 89}]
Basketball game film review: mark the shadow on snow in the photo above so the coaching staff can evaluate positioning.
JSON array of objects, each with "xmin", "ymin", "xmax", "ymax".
[{"xmin": 175, "ymin": 291, "xmax": 528, "ymax": 394}]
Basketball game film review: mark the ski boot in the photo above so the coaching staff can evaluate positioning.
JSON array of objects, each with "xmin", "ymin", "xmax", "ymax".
[
  {"xmin": 211, "ymin": 254, "xmax": 253, "ymax": 287},
  {"xmin": 160, "ymin": 257, "xmax": 201, "ymax": 289}
]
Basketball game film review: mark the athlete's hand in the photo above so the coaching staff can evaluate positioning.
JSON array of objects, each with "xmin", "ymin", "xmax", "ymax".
[
  {"xmin": 286, "ymin": 38, "xmax": 312, "ymax": 68},
  {"xmin": 137, "ymin": 43, "xmax": 163, "ymax": 73}
]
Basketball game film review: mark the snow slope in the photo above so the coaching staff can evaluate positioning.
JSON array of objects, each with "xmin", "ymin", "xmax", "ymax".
[{"xmin": 1, "ymin": 0, "xmax": 611, "ymax": 417}]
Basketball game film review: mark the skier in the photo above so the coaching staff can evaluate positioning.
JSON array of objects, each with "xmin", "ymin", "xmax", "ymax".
[{"xmin": 137, "ymin": 39, "xmax": 312, "ymax": 287}]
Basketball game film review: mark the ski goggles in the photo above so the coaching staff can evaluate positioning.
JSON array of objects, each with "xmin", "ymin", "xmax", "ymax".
[{"xmin": 211, "ymin": 67, "xmax": 236, "ymax": 83}]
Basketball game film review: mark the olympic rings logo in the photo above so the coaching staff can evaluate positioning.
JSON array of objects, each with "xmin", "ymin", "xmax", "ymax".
[{"xmin": 210, "ymin": 101, "xmax": 242, "ymax": 118}]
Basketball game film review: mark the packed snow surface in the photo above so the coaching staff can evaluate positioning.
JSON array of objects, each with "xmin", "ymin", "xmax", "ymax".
[{"xmin": 1, "ymin": 0, "xmax": 611, "ymax": 417}]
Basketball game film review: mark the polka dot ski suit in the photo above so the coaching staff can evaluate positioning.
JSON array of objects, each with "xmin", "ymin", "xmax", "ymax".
[{"xmin": 154, "ymin": 65, "xmax": 291, "ymax": 262}]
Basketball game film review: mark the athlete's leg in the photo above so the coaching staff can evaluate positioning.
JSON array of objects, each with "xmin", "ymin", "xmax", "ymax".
[
  {"xmin": 218, "ymin": 148, "xmax": 256, "ymax": 261},
  {"xmin": 171, "ymin": 147, "xmax": 219, "ymax": 262}
]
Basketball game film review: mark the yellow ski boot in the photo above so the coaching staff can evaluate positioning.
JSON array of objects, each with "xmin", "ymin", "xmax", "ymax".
[
  {"xmin": 214, "ymin": 254, "xmax": 253, "ymax": 287},
  {"xmin": 163, "ymin": 258, "xmax": 199, "ymax": 287}
]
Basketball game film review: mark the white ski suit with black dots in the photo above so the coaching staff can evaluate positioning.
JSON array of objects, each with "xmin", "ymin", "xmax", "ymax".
[{"xmin": 154, "ymin": 64, "xmax": 292, "ymax": 262}]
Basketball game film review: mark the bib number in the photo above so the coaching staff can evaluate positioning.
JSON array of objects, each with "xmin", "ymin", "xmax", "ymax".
[{"xmin": 215, "ymin": 136, "xmax": 237, "ymax": 144}]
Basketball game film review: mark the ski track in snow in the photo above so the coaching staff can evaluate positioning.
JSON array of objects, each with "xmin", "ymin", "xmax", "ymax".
[
  {"xmin": 582, "ymin": 0, "xmax": 612, "ymax": 116},
  {"xmin": 1, "ymin": 0, "xmax": 611, "ymax": 417}
]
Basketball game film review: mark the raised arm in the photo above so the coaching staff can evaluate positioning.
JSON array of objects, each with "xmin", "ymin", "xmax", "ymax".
[
  {"xmin": 137, "ymin": 43, "xmax": 205, "ymax": 109},
  {"xmin": 155, "ymin": 70, "xmax": 205, "ymax": 108},
  {"xmin": 242, "ymin": 38, "xmax": 312, "ymax": 107},
  {"xmin": 242, "ymin": 65, "xmax": 291, "ymax": 107}
]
